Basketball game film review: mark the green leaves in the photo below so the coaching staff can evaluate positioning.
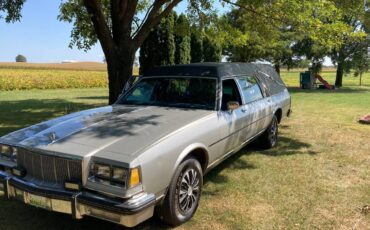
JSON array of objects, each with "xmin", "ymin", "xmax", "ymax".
[
  {"xmin": 219, "ymin": 0, "xmax": 369, "ymax": 70},
  {"xmin": 0, "ymin": 0, "xmax": 25, "ymax": 23}
]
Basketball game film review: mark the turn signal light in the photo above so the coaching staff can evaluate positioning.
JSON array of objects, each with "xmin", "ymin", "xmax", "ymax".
[{"xmin": 129, "ymin": 167, "xmax": 141, "ymax": 188}]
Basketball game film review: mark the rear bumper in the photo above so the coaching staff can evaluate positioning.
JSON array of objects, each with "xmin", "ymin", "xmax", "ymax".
[{"xmin": 0, "ymin": 171, "xmax": 156, "ymax": 227}]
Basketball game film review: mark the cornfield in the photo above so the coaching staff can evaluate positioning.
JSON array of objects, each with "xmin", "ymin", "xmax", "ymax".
[{"xmin": 0, "ymin": 68, "xmax": 108, "ymax": 90}]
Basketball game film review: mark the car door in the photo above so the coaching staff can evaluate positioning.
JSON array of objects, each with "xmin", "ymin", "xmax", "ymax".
[
  {"xmin": 215, "ymin": 79, "xmax": 245, "ymax": 156},
  {"xmin": 236, "ymin": 75, "xmax": 271, "ymax": 141}
]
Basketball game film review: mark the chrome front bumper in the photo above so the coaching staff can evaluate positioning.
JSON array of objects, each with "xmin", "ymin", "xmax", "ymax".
[{"xmin": 0, "ymin": 171, "xmax": 156, "ymax": 227}]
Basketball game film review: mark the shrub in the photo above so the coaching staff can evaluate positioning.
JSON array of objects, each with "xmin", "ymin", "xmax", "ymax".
[{"xmin": 15, "ymin": 54, "xmax": 27, "ymax": 63}]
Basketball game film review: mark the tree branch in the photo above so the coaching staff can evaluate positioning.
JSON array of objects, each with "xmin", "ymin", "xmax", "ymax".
[
  {"xmin": 111, "ymin": 0, "xmax": 127, "ymax": 43},
  {"xmin": 123, "ymin": 0, "xmax": 138, "ymax": 33},
  {"xmin": 83, "ymin": 0, "xmax": 115, "ymax": 58},
  {"xmin": 111, "ymin": 0, "xmax": 138, "ymax": 45},
  {"xmin": 132, "ymin": 0, "xmax": 166, "ymax": 37},
  {"xmin": 220, "ymin": 0, "xmax": 294, "ymax": 26}
]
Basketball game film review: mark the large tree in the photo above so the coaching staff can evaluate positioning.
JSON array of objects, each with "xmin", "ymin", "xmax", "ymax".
[
  {"xmin": 59, "ymin": 0, "xmax": 190, "ymax": 104},
  {"xmin": 351, "ymin": 37, "xmax": 370, "ymax": 86},
  {"xmin": 330, "ymin": 0, "xmax": 368, "ymax": 87},
  {"xmin": 221, "ymin": 0, "xmax": 366, "ymax": 77}
]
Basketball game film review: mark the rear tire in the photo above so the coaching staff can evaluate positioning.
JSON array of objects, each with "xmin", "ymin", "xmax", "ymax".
[
  {"xmin": 156, "ymin": 157, "xmax": 203, "ymax": 227},
  {"xmin": 260, "ymin": 115, "xmax": 278, "ymax": 149}
]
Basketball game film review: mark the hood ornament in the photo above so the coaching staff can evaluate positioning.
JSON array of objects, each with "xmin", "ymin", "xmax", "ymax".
[{"xmin": 49, "ymin": 132, "xmax": 57, "ymax": 143}]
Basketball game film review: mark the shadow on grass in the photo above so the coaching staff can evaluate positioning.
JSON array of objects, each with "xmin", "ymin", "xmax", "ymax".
[
  {"xmin": 76, "ymin": 96, "xmax": 109, "ymax": 100},
  {"xmin": 0, "ymin": 99, "xmax": 105, "ymax": 136},
  {"xmin": 287, "ymin": 86, "xmax": 370, "ymax": 94},
  {"xmin": 203, "ymin": 135, "xmax": 316, "ymax": 188},
  {"xmin": 248, "ymin": 136, "xmax": 317, "ymax": 156}
]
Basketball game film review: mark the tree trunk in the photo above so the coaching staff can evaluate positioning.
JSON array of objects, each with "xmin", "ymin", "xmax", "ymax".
[
  {"xmin": 360, "ymin": 73, "xmax": 362, "ymax": 86},
  {"xmin": 335, "ymin": 62, "xmax": 343, "ymax": 87},
  {"xmin": 274, "ymin": 63, "xmax": 280, "ymax": 75},
  {"xmin": 107, "ymin": 47, "xmax": 135, "ymax": 104}
]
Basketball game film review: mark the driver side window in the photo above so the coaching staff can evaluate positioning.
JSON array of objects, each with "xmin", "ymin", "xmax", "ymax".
[{"xmin": 221, "ymin": 79, "xmax": 242, "ymax": 111}]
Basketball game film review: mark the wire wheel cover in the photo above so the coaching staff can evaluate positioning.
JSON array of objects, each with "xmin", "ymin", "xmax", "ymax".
[{"xmin": 178, "ymin": 168, "xmax": 200, "ymax": 213}]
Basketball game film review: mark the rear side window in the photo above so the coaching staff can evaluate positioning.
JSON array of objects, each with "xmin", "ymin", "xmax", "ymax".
[{"xmin": 237, "ymin": 76, "xmax": 264, "ymax": 104}]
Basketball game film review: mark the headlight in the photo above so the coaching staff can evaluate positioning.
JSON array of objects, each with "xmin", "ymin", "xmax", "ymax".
[
  {"xmin": 94, "ymin": 164, "xmax": 111, "ymax": 179},
  {"xmin": 112, "ymin": 167, "xmax": 128, "ymax": 183},
  {"xmin": 89, "ymin": 162, "xmax": 138, "ymax": 189},
  {"xmin": 0, "ymin": 144, "xmax": 17, "ymax": 162}
]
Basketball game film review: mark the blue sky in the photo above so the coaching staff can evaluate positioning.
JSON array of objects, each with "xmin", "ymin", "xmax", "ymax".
[
  {"xmin": 0, "ymin": 1, "xmax": 195, "ymax": 63},
  {"xmin": 0, "ymin": 1, "xmax": 102, "ymax": 62}
]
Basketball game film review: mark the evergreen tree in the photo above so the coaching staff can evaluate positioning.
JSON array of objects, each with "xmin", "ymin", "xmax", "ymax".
[
  {"xmin": 139, "ymin": 27, "xmax": 161, "ymax": 74},
  {"xmin": 190, "ymin": 27, "xmax": 203, "ymax": 63},
  {"xmin": 203, "ymin": 36, "xmax": 222, "ymax": 62},
  {"xmin": 175, "ymin": 14, "xmax": 191, "ymax": 64},
  {"xmin": 159, "ymin": 12, "xmax": 176, "ymax": 65}
]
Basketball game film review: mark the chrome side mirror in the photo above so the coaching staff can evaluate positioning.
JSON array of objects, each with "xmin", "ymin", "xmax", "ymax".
[{"xmin": 227, "ymin": 101, "xmax": 240, "ymax": 112}]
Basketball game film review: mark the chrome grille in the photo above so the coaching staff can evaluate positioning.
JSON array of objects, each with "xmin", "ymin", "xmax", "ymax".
[{"xmin": 17, "ymin": 149, "xmax": 82, "ymax": 184}]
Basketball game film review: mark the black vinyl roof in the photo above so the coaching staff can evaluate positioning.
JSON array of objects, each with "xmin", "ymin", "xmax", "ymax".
[
  {"xmin": 142, "ymin": 62, "xmax": 287, "ymax": 95},
  {"xmin": 143, "ymin": 62, "xmax": 272, "ymax": 79}
]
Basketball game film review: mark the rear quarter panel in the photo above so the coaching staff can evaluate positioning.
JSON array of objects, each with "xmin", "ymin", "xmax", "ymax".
[{"xmin": 270, "ymin": 89, "xmax": 291, "ymax": 121}]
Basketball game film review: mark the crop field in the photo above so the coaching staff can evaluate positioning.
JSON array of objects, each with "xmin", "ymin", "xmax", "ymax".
[
  {"xmin": 0, "ymin": 68, "xmax": 108, "ymax": 90},
  {"xmin": 0, "ymin": 68, "xmax": 369, "ymax": 229},
  {"xmin": 0, "ymin": 62, "xmax": 140, "ymax": 90},
  {"xmin": 0, "ymin": 62, "xmax": 108, "ymax": 71}
]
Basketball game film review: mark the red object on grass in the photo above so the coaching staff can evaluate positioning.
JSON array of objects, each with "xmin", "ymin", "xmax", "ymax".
[{"xmin": 359, "ymin": 114, "xmax": 370, "ymax": 124}]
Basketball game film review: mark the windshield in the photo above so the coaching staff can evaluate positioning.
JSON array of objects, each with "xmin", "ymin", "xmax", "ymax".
[{"xmin": 117, "ymin": 77, "xmax": 217, "ymax": 110}]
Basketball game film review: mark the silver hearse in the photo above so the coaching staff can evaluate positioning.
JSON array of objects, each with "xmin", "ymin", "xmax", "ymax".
[{"xmin": 0, "ymin": 63, "xmax": 291, "ymax": 227}]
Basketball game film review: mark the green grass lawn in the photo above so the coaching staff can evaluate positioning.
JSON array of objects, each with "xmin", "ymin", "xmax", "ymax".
[{"xmin": 0, "ymin": 71, "xmax": 369, "ymax": 229}]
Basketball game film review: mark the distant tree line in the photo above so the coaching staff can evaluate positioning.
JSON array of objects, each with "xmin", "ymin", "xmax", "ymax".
[{"xmin": 139, "ymin": 13, "xmax": 222, "ymax": 74}]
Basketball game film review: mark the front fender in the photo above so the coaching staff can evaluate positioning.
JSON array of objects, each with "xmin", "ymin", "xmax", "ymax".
[{"xmin": 171, "ymin": 143, "xmax": 209, "ymax": 176}]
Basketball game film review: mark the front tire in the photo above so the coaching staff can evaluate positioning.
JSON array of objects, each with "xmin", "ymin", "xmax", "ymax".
[
  {"xmin": 156, "ymin": 157, "xmax": 203, "ymax": 227},
  {"xmin": 260, "ymin": 115, "xmax": 278, "ymax": 149}
]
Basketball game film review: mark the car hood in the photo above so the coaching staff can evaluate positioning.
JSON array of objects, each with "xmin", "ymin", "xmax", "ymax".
[{"xmin": 0, "ymin": 105, "xmax": 213, "ymax": 159}]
